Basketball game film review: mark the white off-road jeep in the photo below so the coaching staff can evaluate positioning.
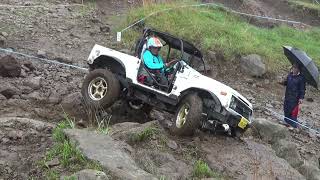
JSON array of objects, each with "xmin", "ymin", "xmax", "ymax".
[{"xmin": 82, "ymin": 29, "xmax": 253, "ymax": 136}]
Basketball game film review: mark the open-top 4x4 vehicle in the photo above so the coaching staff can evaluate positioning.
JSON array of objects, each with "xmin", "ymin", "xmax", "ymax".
[{"xmin": 82, "ymin": 28, "xmax": 253, "ymax": 136}]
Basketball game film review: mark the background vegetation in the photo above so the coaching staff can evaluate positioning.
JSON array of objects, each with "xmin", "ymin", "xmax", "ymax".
[{"xmin": 120, "ymin": 0, "xmax": 320, "ymax": 71}]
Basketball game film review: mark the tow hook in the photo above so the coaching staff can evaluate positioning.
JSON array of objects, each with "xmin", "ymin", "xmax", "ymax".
[
  {"xmin": 222, "ymin": 124, "xmax": 230, "ymax": 132},
  {"xmin": 222, "ymin": 124, "xmax": 232, "ymax": 136}
]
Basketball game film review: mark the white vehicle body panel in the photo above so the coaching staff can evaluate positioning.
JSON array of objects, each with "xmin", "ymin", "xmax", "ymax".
[
  {"xmin": 88, "ymin": 45, "xmax": 141, "ymax": 82},
  {"xmin": 88, "ymin": 44, "xmax": 253, "ymax": 121},
  {"xmin": 172, "ymin": 62, "xmax": 252, "ymax": 109}
]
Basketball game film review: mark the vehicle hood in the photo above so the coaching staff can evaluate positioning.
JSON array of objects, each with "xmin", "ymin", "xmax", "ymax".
[{"xmin": 189, "ymin": 70, "xmax": 253, "ymax": 109}]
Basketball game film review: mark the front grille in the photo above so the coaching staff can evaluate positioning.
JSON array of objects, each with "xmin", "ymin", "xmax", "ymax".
[{"xmin": 230, "ymin": 96, "xmax": 252, "ymax": 119}]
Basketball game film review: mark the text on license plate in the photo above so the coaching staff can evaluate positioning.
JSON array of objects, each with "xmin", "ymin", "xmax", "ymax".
[{"xmin": 238, "ymin": 117, "xmax": 249, "ymax": 129}]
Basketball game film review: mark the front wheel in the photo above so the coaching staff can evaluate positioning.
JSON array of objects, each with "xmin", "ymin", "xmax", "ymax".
[
  {"xmin": 81, "ymin": 69, "xmax": 120, "ymax": 109},
  {"xmin": 230, "ymin": 126, "xmax": 246, "ymax": 138},
  {"xmin": 170, "ymin": 93, "xmax": 203, "ymax": 136}
]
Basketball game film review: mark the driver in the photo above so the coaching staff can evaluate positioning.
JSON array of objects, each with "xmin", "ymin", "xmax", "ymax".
[{"xmin": 142, "ymin": 37, "xmax": 178, "ymax": 86}]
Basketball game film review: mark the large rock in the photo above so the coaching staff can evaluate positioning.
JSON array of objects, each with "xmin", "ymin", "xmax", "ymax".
[
  {"xmin": 252, "ymin": 118, "xmax": 320, "ymax": 179},
  {"xmin": 134, "ymin": 150, "xmax": 190, "ymax": 179},
  {"xmin": 0, "ymin": 117, "xmax": 54, "ymax": 179},
  {"xmin": 20, "ymin": 86, "xmax": 33, "ymax": 94},
  {"xmin": 251, "ymin": 118, "xmax": 290, "ymax": 144},
  {"xmin": 0, "ymin": 117, "xmax": 54, "ymax": 131},
  {"xmin": 65, "ymin": 169, "xmax": 109, "ymax": 180},
  {"xmin": 23, "ymin": 62, "xmax": 35, "ymax": 72},
  {"xmin": 0, "ymin": 83, "xmax": 21, "ymax": 99},
  {"xmin": 1, "ymin": 32, "xmax": 8, "ymax": 37},
  {"xmin": 61, "ymin": 92, "xmax": 87, "ymax": 120},
  {"xmin": 0, "ymin": 93, "xmax": 6, "ymax": 100},
  {"xmin": 202, "ymin": 138, "xmax": 305, "ymax": 179},
  {"xmin": 240, "ymin": 54, "xmax": 266, "ymax": 77},
  {"xmin": 111, "ymin": 121, "xmax": 190, "ymax": 179},
  {"xmin": 23, "ymin": 77, "xmax": 42, "ymax": 90},
  {"xmin": 272, "ymin": 139, "xmax": 303, "ymax": 168},
  {"xmin": 48, "ymin": 92, "xmax": 62, "ymax": 104},
  {"xmin": 63, "ymin": 129, "xmax": 156, "ymax": 180},
  {"xmin": 0, "ymin": 55, "xmax": 21, "ymax": 77},
  {"xmin": 299, "ymin": 162, "xmax": 320, "ymax": 180},
  {"xmin": 27, "ymin": 91, "xmax": 41, "ymax": 101},
  {"xmin": 111, "ymin": 121, "xmax": 156, "ymax": 144}
]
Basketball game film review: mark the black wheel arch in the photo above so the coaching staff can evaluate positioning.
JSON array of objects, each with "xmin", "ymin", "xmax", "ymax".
[
  {"xmin": 89, "ymin": 55, "xmax": 126, "ymax": 77},
  {"xmin": 89, "ymin": 55, "xmax": 129, "ymax": 88},
  {"xmin": 178, "ymin": 88, "xmax": 222, "ymax": 112}
]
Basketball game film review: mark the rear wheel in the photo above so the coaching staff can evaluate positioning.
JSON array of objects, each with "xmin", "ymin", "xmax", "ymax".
[
  {"xmin": 170, "ymin": 93, "xmax": 203, "ymax": 136},
  {"xmin": 81, "ymin": 69, "xmax": 120, "ymax": 109}
]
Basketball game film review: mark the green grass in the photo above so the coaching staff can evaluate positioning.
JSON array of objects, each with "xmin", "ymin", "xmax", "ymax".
[
  {"xmin": 120, "ymin": 1, "xmax": 320, "ymax": 71},
  {"xmin": 63, "ymin": 175, "xmax": 77, "ymax": 180},
  {"xmin": 45, "ymin": 170, "xmax": 59, "ymax": 180},
  {"xmin": 129, "ymin": 126, "xmax": 159, "ymax": 143},
  {"xmin": 192, "ymin": 160, "xmax": 222, "ymax": 179},
  {"xmin": 96, "ymin": 116, "xmax": 111, "ymax": 135},
  {"xmin": 40, "ymin": 119, "xmax": 103, "ymax": 179}
]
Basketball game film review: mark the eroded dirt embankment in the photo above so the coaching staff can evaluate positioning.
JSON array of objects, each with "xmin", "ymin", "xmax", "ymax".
[{"xmin": 203, "ymin": 0, "xmax": 320, "ymax": 27}]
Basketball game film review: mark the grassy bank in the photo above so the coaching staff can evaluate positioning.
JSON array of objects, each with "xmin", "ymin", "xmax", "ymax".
[{"xmin": 120, "ymin": 1, "xmax": 320, "ymax": 71}]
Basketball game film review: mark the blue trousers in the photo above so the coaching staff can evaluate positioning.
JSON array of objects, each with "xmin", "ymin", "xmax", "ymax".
[{"xmin": 283, "ymin": 100, "xmax": 298, "ymax": 128}]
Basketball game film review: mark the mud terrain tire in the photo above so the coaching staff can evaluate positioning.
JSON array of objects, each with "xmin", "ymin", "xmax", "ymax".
[
  {"xmin": 170, "ymin": 93, "xmax": 203, "ymax": 136},
  {"xmin": 81, "ymin": 69, "xmax": 120, "ymax": 109}
]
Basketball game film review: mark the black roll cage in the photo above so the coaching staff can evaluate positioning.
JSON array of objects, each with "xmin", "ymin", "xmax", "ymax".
[
  {"xmin": 135, "ymin": 28, "xmax": 206, "ymax": 72},
  {"xmin": 135, "ymin": 28, "xmax": 207, "ymax": 92}
]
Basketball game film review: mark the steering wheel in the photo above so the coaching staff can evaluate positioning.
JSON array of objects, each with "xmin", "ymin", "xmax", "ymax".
[{"xmin": 168, "ymin": 60, "xmax": 182, "ymax": 82}]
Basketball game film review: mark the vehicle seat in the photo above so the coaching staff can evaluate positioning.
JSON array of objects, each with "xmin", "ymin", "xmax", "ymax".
[
  {"xmin": 137, "ymin": 47, "xmax": 151, "ymax": 85},
  {"xmin": 137, "ymin": 56, "xmax": 169, "ymax": 91},
  {"xmin": 137, "ymin": 65, "xmax": 154, "ymax": 86}
]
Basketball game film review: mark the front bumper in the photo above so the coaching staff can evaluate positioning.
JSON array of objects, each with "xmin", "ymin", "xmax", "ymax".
[{"xmin": 225, "ymin": 108, "xmax": 252, "ymax": 130}]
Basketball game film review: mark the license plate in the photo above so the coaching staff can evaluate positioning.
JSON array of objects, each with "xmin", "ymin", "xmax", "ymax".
[{"xmin": 238, "ymin": 117, "xmax": 249, "ymax": 129}]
